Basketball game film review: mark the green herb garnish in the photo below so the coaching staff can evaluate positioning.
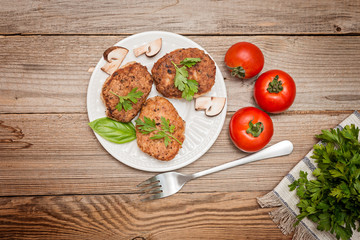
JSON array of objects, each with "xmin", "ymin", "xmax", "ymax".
[
  {"xmin": 88, "ymin": 117, "xmax": 136, "ymax": 144},
  {"xmin": 110, "ymin": 87, "xmax": 143, "ymax": 112},
  {"xmin": 135, "ymin": 116, "xmax": 182, "ymax": 147},
  {"xmin": 289, "ymin": 124, "xmax": 360, "ymax": 240},
  {"xmin": 180, "ymin": 57, "xmax": 201, "ymax": 67},
  {"xmin": 171, "ymin": 58, "xmax": 201, "ymax": 101}
]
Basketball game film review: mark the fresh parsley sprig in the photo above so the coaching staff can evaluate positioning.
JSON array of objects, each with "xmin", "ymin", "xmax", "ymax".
[
  {"xmin": 289, "ymin": 124, "xmax": 360, "ymax": 240},
  {"xmin": 171, "ymin": 58, "xmax": 201, "ymax": 101},
  {"xmin": 110, "ymin": 87, "xmax": 143, "ymax": 112},
  {"xmin": 135, "ymin": 116, "xmax": 182, "ymax": 147},
  {"xmin": 181, "ymin": 57, "xmax": 201, "ymax": 67}
]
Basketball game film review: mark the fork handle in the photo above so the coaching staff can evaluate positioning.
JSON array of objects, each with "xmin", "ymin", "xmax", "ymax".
[{"xmin": 190, "ymin": 140, "xmax": 293, "ymax": 179}]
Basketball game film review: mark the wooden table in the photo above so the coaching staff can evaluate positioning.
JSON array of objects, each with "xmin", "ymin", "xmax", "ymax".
[{"xmin": 1, "ymin": 1, "xmax": 359, "ymax": 239}]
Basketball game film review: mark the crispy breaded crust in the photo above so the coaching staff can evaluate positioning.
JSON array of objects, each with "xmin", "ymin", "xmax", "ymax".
[
  {"xmin": 136, "ymin": 96, "xmax": 185, "ymax": 161},
  {"xmin": 101, "ymin": 62, "xmax": 153, "ymax": 122},
  {"xmin": 151, "ymin": 48, "xmax": 216, "ymax": 99}
]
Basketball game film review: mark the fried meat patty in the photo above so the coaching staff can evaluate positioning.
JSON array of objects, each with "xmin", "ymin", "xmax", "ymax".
[
  {"xmin": 151, "ymin": 48, "xmax": 216, "ymax": 99},
  {"xmin": 101, "ymin": 62, "xmax": 153, "ymax": 122},
  {"xmin": 136, "ymin": 96, "xmax": 185, "ymax": 161}
]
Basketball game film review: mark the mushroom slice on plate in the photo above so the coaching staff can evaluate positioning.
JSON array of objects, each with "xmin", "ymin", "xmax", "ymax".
[
  {"xmin": 134, "ymin": 38, "xmax": 162, "ymax": 57},
  {"xmin": 101, "ymin": 46, "xmax": 128, "ymax": 75},
  {"xmin": 195, "ymin": 97, "xmax": 226, "ymax": 117}
]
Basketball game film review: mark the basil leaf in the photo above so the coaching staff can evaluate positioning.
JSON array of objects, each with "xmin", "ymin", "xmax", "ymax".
[{"xmin": 88, "ymin": 117, "xmax": 136, "ymax": 144}]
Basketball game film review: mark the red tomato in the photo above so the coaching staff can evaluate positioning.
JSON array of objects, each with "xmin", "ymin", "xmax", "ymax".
[
  {"xmin": 229, "ymin": 107, "xmax": 273, "ymax": 152},
  {"xmin": 254, "ymin": 70, "xmax": 296, "ymax": 113},
  {"xmin": 224, "ymin": 42, "xmax": 264, "ymax": 79}
]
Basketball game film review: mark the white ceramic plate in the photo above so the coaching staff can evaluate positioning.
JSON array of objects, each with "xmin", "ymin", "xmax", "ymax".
[{"xmin": 87, "ymin": 31, "xmax": 227, "ymax": 172}]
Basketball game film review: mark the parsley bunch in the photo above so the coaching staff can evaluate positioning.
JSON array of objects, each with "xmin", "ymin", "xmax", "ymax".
[
  {"xmin": 135, "ymin": 116, "xmax": 182, "ymax": 147},
  {"xmin": 289, "ymin": 124, "xmax": 360, "ymax": 240},
  {"xmin": 171, "ymin": 58, "xmax": 201, "ymax": 101},
  {"xmin": 110, "ymin": 87, "xmax": 143, "ymax": 111}
]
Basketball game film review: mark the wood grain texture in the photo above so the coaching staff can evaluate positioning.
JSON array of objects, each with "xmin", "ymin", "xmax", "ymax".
[
  {"xmin": 0, "ymin": 0, "xmax": 359, "ymax": 35},
  {"xmin": 1, "ymin": 1, "xmax": 360, "ymax": 239},
  {"xmin": 0, "ymin": 112, "xmax": 356, "ymax": 196},
  {"xmin": 1, "ymin": 35, "xmax": 359, "ymax": 114},
  {"xmin": 0, "ymin": 192, "xmax": 291, "ymax": 240}
]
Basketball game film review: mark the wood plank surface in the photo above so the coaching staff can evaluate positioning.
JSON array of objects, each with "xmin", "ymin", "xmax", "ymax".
[
  {"xmin": 1, "ymin": 35, "xmax": 359, "ymax": 114},
  {"xmin": 0, "ymin": 192, "xmax": 291, "ymax": 240},
  {"xmin": 0, "ymin": 112, "xmax": 355, "ymax": 196},
  {"xmin": 0, "ymin": 0, "xmax": 359, "ymax": 35},
  {"xmin": 1, "ymin": 1, "xmax": 360, "ymax": 239}
]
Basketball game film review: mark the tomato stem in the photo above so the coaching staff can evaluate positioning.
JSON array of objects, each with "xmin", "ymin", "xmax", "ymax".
[
  {"xmin": 267, "ymin": 75, "xmax": 283, "ymax": 93},
  {"xmin": 228, "ymin": 66, "xmax": 245, "ymax": 78},
  {"xmin": 246, "ymin": 119, "xmax": 264, "ymax": 137}
]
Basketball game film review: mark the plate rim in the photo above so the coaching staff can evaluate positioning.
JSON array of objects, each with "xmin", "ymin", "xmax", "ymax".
[{"xmin": 86, "ymin": 31, "xmax": 227, "ymax": 172}]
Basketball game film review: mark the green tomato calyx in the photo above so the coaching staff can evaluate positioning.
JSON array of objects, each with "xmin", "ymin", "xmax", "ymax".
[
  {"xmin": 267, "ymin": 75, "xmax": 283, "ymax": 93},
  {"xmin": 246, "ymin": 119, "xmax": 264, "ymax": 137},
  {"xmin": 229, "ymin": 66, "xmax": 245, "ymax": 79}
]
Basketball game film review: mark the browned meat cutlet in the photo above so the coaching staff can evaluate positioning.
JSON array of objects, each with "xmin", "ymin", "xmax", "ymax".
[
  {"xmin": 136, "ymin": 96, "xmax": 185, "ymax": 161},
  {"xmin": 151, "ymin": 48, "xmax": 216, "ymax": 99},
  {"xmin": 101, "ymin": 62, "xmax": 153, "ymax": 122}
]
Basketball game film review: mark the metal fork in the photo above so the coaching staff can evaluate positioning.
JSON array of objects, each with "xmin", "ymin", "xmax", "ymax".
[{"xmin": 137, "ymin": 140, "xmax": 293, "ymax": 201}]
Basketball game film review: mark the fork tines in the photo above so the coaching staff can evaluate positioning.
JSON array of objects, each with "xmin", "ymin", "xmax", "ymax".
[
  {"xmin": 136, "ymin": 176, "xmax": 163, "ymax": 201},
  {"xmin": 136, "ymin": 176, "xmax": 158, "ymax": 188}
]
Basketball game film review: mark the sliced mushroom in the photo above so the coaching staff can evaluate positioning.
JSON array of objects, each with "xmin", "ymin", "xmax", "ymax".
[
  {"xmin": 87, "ymin": 67, "xmax": 95, "ymax": 73},
  {"xmin": 146, "ymin": 38, "xmax": 162, "ymax": 57},
  {"xmin": 101, "ymin": 61, "xmax": 121, "ymax": 75},
  {"xmin": 133, "ymin": 38, "xmax": 162, "ymax": 57},
  {"xmin": 133, "ymin": 44, "xmax": 149, "ymax": 58},
  {"xmin": 195, "ymin": 97, "xmax": 226, "ymax": 117},
  {"xmin": 101, "ymin": 46, "xmax": 128, "ymax": 75}
]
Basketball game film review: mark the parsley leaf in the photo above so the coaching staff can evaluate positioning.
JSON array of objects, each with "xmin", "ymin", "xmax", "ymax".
[
  {"xmin": 289, "ymin": 124, "xmax": 360, "ymax": 240},
  {"xmin": 173, "ymin": 64, "xmax": 188, "ymax": 92},
  {"xmin": 135, "ymin": 116, "xmax": 182, "ymax": 147},
  {"xmin": 110, "ymin": 87, "xmax": 143, "ymax": 112},
  {"xmin": 182, "ymin": 79, "xmax": 199, "ymax": 101},
  {"xmin": 180, "ymin": 57, "xmax": 201, "ymax": 68},
  {"xmin": 171, "ymin": 58, "xmax": 201, "ymax": 101}
]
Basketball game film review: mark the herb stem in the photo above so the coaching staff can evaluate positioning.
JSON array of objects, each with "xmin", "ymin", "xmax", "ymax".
[
  {"xmin": 171, "ymin": 60, "xmax": 178, "ymax": 69},
  {"xmin": 135, "ymin": 116, "xmax": 182, "ymax": 147},
  {"xmin": 109, "ymin": 90, "xmax": 121, "ymax": 98},
  {"xmin": 109, "ymin": 88, "xmax": 143, "ymax": 112},
  {"xmin": 165, "ymin": 132, "xmax": 182, "ymax": 145}
]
